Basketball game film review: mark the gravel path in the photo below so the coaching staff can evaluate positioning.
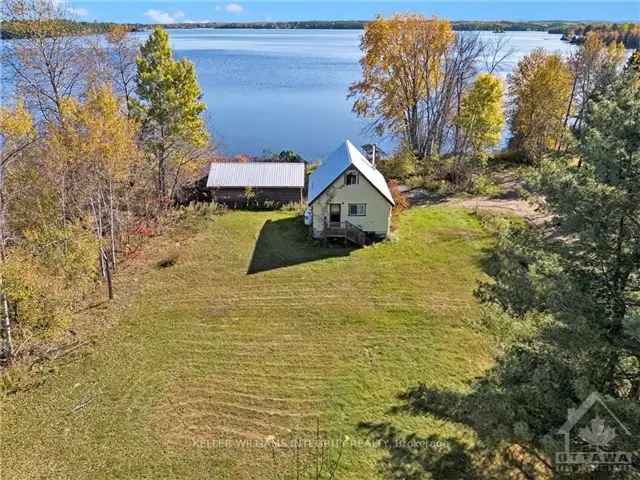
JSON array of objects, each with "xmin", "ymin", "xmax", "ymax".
[{"xmin": 403, "ymin": 171, "xmax": 551, "ymax": 225}]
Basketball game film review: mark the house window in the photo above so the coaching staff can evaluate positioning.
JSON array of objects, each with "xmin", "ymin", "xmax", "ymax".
[
  {"xmin": 348, "ymin": 203, "xmax": 366, "ymax": 216},
  {"xmin": 345, "ymin": 172, "xmax": 358, "ymax": 186}
]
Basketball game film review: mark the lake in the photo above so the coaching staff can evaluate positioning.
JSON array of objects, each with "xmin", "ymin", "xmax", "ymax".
[{"xmin": 143, "ymin": 29, "xmax": 576, "ymax": 159}]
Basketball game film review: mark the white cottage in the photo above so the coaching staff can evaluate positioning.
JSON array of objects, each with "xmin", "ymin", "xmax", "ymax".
[{"xmin": 307, "ymin": 140, "xmax": 394, "ymax": 243}]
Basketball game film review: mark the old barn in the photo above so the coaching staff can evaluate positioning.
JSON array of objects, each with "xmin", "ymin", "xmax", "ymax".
[{"xmin": 206, "ymin": 162, "xmax": 305, "ymax": 207}]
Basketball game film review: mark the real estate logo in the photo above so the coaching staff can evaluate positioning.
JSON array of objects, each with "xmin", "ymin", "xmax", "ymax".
[{"xmin": 555, "ymin": 392, "xmax": 636, "ymax": 474}]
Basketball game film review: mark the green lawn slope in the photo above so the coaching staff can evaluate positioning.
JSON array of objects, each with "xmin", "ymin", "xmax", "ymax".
[{"xmin": 2, "ymin": 206, "xmax": 495, "ymax": 479}]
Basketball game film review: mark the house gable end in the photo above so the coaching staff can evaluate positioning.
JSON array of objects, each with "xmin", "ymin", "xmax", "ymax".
[{"xmin": 309, "ymin": 163, "xmax": 394, "ymax": 207}]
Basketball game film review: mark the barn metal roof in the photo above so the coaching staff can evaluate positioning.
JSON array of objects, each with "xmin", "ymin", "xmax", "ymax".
[
  {"xmin": 308, "ymin": 140, "xmax": 395, "ymax": 206},
  {"xmin": 206, "ymin": 162, "xmax": 305, "ymax": 188}
]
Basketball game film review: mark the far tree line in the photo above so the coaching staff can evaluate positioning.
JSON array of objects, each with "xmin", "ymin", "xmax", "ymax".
[
  {"xmin": 562, "ymin": 22, "xmax": 640, "ymax": 50},
  {"xmin": 2, "ymin": 15, "xmax": 637, "ymax": 44}
]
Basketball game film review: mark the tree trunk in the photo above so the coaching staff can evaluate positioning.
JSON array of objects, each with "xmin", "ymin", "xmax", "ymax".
[
  {"xmin": 109, "ymin": 179, "xmax": 117, "ymax": 271},
  {"xmin": 103, "ymin": 250, "xmax": 113, "ymax": 300},
  {"xmin": 158, "ymin": 148, "xmax": 167, "ymax": 202},
  {"xmin": 0, "ymin": 166, "xmax": 12, "ymax": 362},
  {"xmin": 0, "ymin": 291, "xmax": 13, "ymax": 362},
  {"xmin": 557, "ymin": 75, "xmax": 578, "ymax": 152}
]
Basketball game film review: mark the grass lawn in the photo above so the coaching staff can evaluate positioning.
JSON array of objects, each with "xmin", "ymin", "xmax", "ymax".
[{"xmin": 2, "ymin": 206, "xmax": 495, "ymax": 479}]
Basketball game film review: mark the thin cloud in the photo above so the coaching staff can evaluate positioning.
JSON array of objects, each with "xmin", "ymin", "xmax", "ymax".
[
  {"xmin": 226, "ymin": 4, "xmax": 243, "ymax": 14},
  {"xmin": 144, "ymin": 9, "xmax": 185, "ymax": 24},
  {"xmin": 225, "ymin": 3, "xmax": 244, "ymax": 14},
  {"xmin": 67, "ymin": 6, "xmax": 88, "ymax": 17}
]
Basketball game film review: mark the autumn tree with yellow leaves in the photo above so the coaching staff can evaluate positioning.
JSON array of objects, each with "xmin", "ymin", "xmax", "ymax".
[
  {"xmin": 0, "ymin": 102, "xmax": 37, "ymax": 359},
  {"xmin": 0, "ymin": 85, "xmax": 146, "ymax": 362},
  {"xmin": 507, "ymin": 49, "xmax": 574, "ymax": 163},
  {"xmin": 349, "ymin": 15, "xmax": 455, "ymax": 158},
  {"xmin": 46, "ymin": 86, "xmax": 144, "ymax": 297},
  {"xmin": 350, "ymin": 14, "xmax": 509, "ymax": 172},
  {"xmin": 455, "ymin": 73, "xmax": 505, "ymax": 157}
]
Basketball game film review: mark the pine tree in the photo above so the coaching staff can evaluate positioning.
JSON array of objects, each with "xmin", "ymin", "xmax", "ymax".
[
  {"xmin": 470, "ymin": 70, "xmax": 640, "ymax": 475},
  {"xmin": 133, "ymin": 27, "xmax": 209, "ymax": 203},
  {"xmin": 627, "ymin": 49, "xmax": 640, "ymax": 74}
]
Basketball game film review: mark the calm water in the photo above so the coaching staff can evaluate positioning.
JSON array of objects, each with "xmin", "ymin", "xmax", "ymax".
[{"xmin": 142, "ymin": 30, "xmax": 576, "ymax": 159}]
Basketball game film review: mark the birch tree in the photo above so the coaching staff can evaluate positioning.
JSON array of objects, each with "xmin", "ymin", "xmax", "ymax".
[
  {"xmin": 46, "ymin": 86, "xmax": 142, "ymax": 298},
  {"xmin": 105, "ymin": 25, "xmax": 139, "ymax": 113},
  {"xmin": 0, "ymin": 102, "xmax": 37, "ymax": 360}
]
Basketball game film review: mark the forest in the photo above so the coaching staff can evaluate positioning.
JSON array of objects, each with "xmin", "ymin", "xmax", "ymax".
[{"xmin": 561, "ymin": 22, "xmax": 640, "ymax": 49}]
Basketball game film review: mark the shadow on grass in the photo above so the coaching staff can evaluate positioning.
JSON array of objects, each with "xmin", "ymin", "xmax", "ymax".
[
  {"xmin": 358, "ymin": 383, "xmax": 547, "ymax": 479},
  {"xmin": 358, "ymin": 421, "xmax": 479, "ymax": 479},
  {"xmin": 247, "ymin": 217, "xmax": 357, "ymax": 274}
]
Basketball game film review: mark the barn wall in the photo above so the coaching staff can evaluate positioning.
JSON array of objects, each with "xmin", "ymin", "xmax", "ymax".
[{"xmin": 210, "ymin": 187, "xmax": 302, "ymax": 207}]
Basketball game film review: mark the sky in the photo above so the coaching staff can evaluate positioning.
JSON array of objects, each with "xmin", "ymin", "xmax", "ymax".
[{"xmin": 63, "ymin": 1, "xmax": 639, "ymax": 24}]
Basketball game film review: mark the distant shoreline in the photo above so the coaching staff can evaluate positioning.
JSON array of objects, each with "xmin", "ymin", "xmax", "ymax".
[
  {"xmin": 0, "ymin": 19, "xmax": 624, "ymax": 39},
  {"xmin": 3, "ymin": 19, "xmax": 638, "ymax": 50}
]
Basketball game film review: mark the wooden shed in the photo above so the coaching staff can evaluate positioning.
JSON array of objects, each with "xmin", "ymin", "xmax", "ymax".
[{"xmin": 206, "ymin": 162, "xmax": 305, "ymax": 207}]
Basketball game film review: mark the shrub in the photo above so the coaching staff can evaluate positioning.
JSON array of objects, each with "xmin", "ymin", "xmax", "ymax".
[
  {"xmin": 280, "ymin": 201, "xmax": 306, "ymax": 213},
  {"xmin": 388, "ymin": 180, "xmax": 409, "ymax": 231},
  {"xmin": 1, "ymin": 221, "xmax": 99, "ymax": 338},
  {"xmin": 377, "ymin": 148, "xmax": 416, "ymax": 180},
  {"xmin": 471, "ymin": 174, "xmax": 503, "ymax": 198}
]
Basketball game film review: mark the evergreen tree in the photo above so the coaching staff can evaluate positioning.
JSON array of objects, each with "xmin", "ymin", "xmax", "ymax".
[
  {"xmin": 470, "ymin": 70, "xmax": 640, "ymax": 476},
  {"xmin": 404, "ymin": 71, "xmax": 640, "ymax": 478},
  {"xmin": 133, "ymin": 27, "xmax": 209, "ymax": 203},
  {"xmin": 627, "ymin": 49, "xmax": 640, "ymax": 74}
]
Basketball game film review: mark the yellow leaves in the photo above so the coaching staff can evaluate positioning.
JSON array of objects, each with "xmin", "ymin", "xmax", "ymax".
[
  {"xmin": 0, "ymin": 101, "xmax": 33, "ymax": 140},
  {"xmin": 583, "ymin": 32, "xmax": 605, "ymax": 56},
  {"xmin": 350, "ymin": 14, "xmax": 455, "ymax": 124},
  {"xmin": 106, "ymin": 24, "xmax": 129, "ymax": 44},
  {"xmin": 508, "ymin": 49, "xmax": 573, "ymax": 161},
  {"xmin": 47, "ymin": 85, "xmax": 142, "ymax": 183},
  {"xmin": 0, "ymin": 101, "xmax": 36, "ymax": 159},
  {"xmin": 606, "ymin": 41, "xmax": 626, "ymax": 65},
  {"xmin": 457, "ymin": 73, "xmax": 505, "ymax": 153},
  {"xmin": 1, "ymin": 220, "xmax": 99, "ymax": 335},
  {"xmin": 581, "ymin": 32, "xmax": 626, "ymax": 70}
]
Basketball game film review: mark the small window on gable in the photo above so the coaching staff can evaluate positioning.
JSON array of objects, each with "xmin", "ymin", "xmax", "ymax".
[
  {"xmin": 345, "ymin": 171, "xmax": 358, "ymax": 186},
  {"xmin": 348, "ymin": 203, "xmax": 366, "ymax": 216}
]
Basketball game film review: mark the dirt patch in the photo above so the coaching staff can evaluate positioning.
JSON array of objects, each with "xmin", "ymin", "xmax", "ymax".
[
  {"xmin": 404, "ymin": 171, "xmax": 551, "ymax": 225},
  {"xmin": 444, "ymin": 196, "xmax": 549, "ymax": 225}
]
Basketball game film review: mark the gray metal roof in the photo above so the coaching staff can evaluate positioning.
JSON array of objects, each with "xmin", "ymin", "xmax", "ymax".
[
  {"xmin": 308, "ymin": 140, "xmax": 394, "ymax": 205},
  {"xmin": 207, "ymin": 162, "xmax": 305, "ymax": 188}
]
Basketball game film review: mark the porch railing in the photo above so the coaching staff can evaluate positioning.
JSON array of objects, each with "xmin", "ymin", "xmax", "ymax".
[{"xmin": 323, "ymin": 219, "xmax": 367, "ymax": 246}]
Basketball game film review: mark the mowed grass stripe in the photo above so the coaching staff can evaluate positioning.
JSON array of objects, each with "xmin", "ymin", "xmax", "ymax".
[{"xmin": 3, "ymin": 207, "xmax": 494, "ymax": 479}]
